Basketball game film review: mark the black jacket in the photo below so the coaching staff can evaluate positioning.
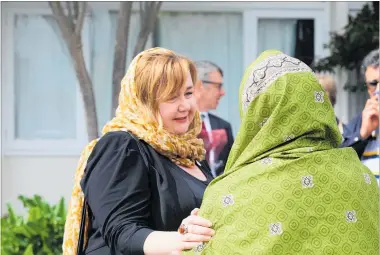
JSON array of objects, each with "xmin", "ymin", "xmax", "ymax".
[{"xmin": 80, "ymin": 131, "xmax": 213, "ymax": 255}]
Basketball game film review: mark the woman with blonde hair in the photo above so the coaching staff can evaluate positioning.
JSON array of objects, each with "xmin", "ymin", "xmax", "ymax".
[
  {"xmin": 62, "ymin": 48, "xmax": 215, "ymax": 255},
  {"xmin": 184, "ymin": 50, "xmax": 379, "ymax": 254}
]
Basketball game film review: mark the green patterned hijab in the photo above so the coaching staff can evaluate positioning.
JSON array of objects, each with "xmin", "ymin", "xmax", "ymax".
[
  {"xmin": 184, "ymin": 50, "xmax": 379, "ymax": 254},
  {"xmin": 225, "ymin": 50, "xmax": 342, "ymax": 174}
]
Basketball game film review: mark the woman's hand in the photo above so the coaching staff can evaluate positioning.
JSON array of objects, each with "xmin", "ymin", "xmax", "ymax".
[
  {"xmin": 175, "ymin": 208, "xmax": 215, "ymax": 251},
  {"xmin": 143, "ymin": 209, "xmax": 214, "ymax": 255}
]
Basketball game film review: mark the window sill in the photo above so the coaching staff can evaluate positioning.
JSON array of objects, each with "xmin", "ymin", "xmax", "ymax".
[{"xmin": 3, "ymin": 139, "xmax": 87, "ymax": 156}]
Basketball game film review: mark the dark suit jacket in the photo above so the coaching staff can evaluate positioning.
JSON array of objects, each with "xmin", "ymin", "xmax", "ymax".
[
  {"xmin": 340, "ymin": 113, "xmax": 370, "ymax": 158},
  {"xmin": 208, "ymin": 113, "xmax": 234, "ymax": 176}
]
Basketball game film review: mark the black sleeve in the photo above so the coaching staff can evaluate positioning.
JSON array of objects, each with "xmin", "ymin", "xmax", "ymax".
[{"xmin": 81, "ymin": 132, "xmax": 153, "ymax": 255}]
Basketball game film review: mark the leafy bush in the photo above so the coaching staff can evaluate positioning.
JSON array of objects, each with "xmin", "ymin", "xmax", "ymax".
[
  {"xmin": 313, "ymin": 2, "xmax": 379, "ymax": 73},
  {"xmin": 312, "ymin": 2, "xmax": 379, "ymax": 92},
  {"xmin": 1, "ymin": 195, "xmax": 66, "ymax": 255}
]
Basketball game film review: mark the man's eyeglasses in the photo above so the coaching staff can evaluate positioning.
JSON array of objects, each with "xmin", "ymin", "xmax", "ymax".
[
  {"xmin": 202, "ymin": 80, "xmax": 223, "ymax": 89},
  {"xmin": 365, "ymin": 80, "xmax": 379, "ymax": 87}
]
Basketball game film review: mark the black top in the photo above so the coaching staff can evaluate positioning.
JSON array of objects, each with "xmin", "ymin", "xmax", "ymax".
[{"xmin": 80, "ymin": 131, "xmax": 213, "ymax": 255}]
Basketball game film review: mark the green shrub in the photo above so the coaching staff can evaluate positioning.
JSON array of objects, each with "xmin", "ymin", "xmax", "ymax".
[{"xmin": 1, "ymin": 195, "xmax": 66, "ymax": 255}]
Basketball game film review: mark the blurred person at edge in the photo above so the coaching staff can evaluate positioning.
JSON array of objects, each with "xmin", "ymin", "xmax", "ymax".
[
  {"xmin": 194, "ymin": 61, "xmax": 234, "ymax": 177},
  {"xmin": 316, "ymin": 74, "xmax": 350, "ymax": 135},
  {"xmin": 341, "ymin": 49, "xmax": 380, "ymax": 184}
]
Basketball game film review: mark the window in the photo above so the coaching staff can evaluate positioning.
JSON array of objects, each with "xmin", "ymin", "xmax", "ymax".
[
  {"xmin": 14, "ymin": 14, "xmax": 77, "ymax": 140},
  {"xmin": 3, "ymin": 8, "xmax": 90, "ymax": 155}
]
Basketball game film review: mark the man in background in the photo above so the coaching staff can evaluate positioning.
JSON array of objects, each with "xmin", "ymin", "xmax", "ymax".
[
  {"xmin": 194, "ymin": 61, "xmax": 234, "ymax": 177},
  {"xmin": 341, "ymin": 49, "xmax": 379, "ymax": 184}
]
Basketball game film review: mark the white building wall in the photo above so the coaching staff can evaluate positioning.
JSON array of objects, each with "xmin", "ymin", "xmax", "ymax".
[{"xmin": 2, "ymin": 156, "xmax": 77, "ymax": 214}]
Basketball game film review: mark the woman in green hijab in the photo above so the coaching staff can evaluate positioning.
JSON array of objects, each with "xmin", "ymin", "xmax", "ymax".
[{"xmin": 184, "ymin": 50, "xmax": 379, "ymax": 254}]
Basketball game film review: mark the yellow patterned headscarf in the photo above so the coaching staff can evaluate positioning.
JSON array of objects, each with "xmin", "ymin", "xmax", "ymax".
[{"xmin": 62, "ymin": 48, "xmax": 206, "ymax": 254}]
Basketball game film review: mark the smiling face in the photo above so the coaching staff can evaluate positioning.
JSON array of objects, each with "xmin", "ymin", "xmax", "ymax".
[
  {"xmin": 133, "ymin": 48, "xmax": 198, "ymax": 134},
  {"xmin": 159, "ymin": 72, "xmax": 197, "ymax": 135}
]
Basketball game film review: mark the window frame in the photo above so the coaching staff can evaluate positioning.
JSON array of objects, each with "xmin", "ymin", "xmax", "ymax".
[{"xmin": 2, "ymin": 6, "xmax": 90, "ymax": 156}]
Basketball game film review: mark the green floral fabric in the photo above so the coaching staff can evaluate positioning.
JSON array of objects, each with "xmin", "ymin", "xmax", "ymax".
[{"xmin": 184, "ymin": 50, "xmax": 379, "ymax": 255}]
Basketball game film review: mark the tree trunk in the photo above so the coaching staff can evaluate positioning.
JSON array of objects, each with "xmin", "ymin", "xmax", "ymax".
[
  {"xmin": 111, "ymin": 2, "xmax": 133, "ymax": 116},
  {"xmin": 132, "ymin": 2, "xmax": 162, "ymax": 58},
  {"xmin": 49, "ymin": 1, "xmax": 99, "ymax": 141},
  {"xmin": 68, "ymin": 38, "xmax": 99, "ymax": 141}
]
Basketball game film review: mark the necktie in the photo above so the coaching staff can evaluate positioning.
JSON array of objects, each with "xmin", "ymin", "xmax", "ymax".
[{"xmin": 199, "ymin": 113, "xmax": 210, "ymax": 162}]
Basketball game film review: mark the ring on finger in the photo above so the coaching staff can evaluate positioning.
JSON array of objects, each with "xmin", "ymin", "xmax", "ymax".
[{"xmin": 178, "ymin": 223, "xmax": 188, "ymax": 234}]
